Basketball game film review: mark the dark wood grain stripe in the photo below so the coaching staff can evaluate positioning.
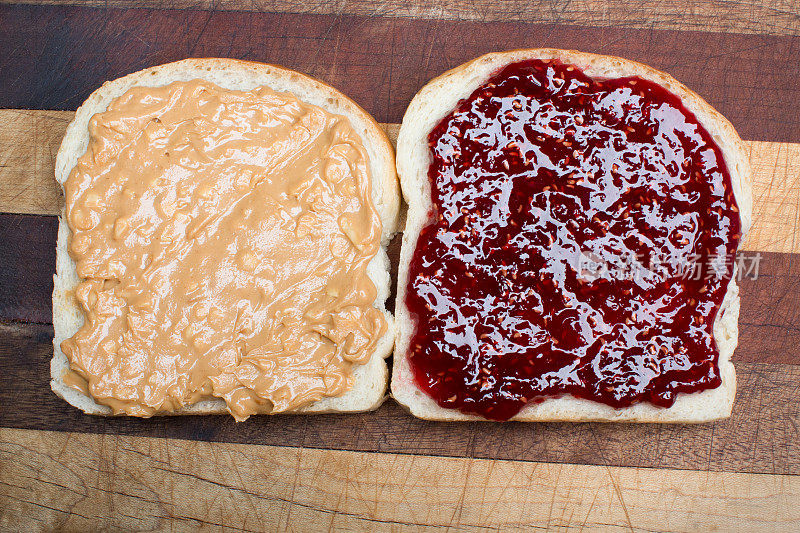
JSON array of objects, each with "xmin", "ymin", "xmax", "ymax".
[
  {"xmin": 3, "ymin": 0, "xmax": 800, "ymax": 37},
  {"xmin": 1, "ymin": 213, "xmax": 797, "ymax": 363},
  {"xmin": 0, "ymin": 214, "xmax": 56, "ymax": 324},
  {"xmin": 1, "ymin": 5, "xmax": 800, "ymax": 143},
  {"xmin": 1, "ymin": 321, "xmax": 798, "ymax": 475}
]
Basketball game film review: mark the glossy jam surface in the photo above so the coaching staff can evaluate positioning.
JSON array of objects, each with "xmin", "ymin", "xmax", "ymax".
[{"xmin": 405, "ymin": 59, "xmax": 741, "ymax": 421}]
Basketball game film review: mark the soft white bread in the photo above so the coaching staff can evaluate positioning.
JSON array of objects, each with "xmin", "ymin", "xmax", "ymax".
[
  {"xmin": 52, "ymin": 58, "xmax": 400, "ymax": 416},
  {"xmin": 392, "ymin": 49, "xmax": 752, "ymax": 422}
]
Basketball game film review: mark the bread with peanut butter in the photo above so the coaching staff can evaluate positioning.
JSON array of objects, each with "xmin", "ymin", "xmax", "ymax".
[
  {"xmin": 392, "ymin": 49, "xmax": 752, "ymax": 422},
  {"xmin": 52, "ymin": 58, "xmax": 399, "ymax": 420}
]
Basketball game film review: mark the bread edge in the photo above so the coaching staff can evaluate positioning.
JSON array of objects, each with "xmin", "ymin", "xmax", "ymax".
[
  {"xmin": 51, "ymin": 58, "xmax": 401, "ymax": 417},
  {"xmin": 391, "ymin": 49, "xmax": 753, "ymax": 423}
]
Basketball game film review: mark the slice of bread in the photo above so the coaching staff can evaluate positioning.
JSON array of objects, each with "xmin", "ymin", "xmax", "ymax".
[
  {"xmin": 392, "ymin": 49, "xmax": 753, "ymax": 422},
  {"xmin": 52, "ymin": 58, "xmax": 400, "ymax": 416}
]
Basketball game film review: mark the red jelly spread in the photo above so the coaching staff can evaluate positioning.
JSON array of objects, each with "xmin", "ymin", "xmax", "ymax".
[{"xmin": 405, "ymin": 59, "xmax": 742, "ymax": 421}]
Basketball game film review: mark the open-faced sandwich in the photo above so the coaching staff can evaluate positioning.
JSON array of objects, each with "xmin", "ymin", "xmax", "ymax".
[{"xmin": 392, "ymin": 49, "xmax": 751, "ymax": 422}]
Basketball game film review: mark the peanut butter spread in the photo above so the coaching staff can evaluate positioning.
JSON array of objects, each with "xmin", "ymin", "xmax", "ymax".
[{"xmin": 61, "ymin": 79, "xmax": 386, "ymax": 420}]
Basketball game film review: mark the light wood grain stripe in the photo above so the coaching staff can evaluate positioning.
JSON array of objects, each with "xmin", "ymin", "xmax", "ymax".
[
  {"xmin": 1, "ymin": 427, "xmax": 797, "ymax": 531},
  {"xmin": 2, "ymin": 109, "xmax": 797, "ymax": 253},
  {"xmin": 3, "ymin": 0, "xmax": 800, "ymax": 37},
  {"xmin": 0, "ymin": 110, "xmax": 70, "ymax": 218}
]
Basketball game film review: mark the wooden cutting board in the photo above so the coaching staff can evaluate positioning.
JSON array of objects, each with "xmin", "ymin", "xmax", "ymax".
[{"xmin": 2, "ymin": 2, "xmax": 800, "ymax": 530}]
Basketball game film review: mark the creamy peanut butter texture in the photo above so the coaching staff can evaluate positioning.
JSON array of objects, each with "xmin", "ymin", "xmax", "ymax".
[{"xmin": 62, "ymin": 79, "xmax": 386, "ymax": 420}]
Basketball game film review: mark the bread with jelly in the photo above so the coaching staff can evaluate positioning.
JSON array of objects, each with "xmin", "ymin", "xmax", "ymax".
[{"xmin": 392, "ymin": 49, "xmax": 752, "ymax": 422}]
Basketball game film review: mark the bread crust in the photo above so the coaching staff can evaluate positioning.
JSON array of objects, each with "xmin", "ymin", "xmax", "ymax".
[
  {"xmin": 391, "ymin": 49, "xmax": 752, "ymax": 422},
  {"xmin": 52, "ymin": 58, "xmax": 400, "ymax": 417}
]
